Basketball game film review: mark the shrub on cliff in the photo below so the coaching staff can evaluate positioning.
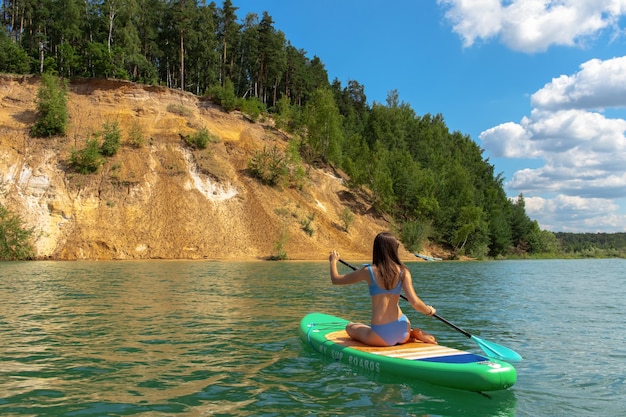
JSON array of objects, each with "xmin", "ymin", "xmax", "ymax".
[
  {"xmin": 207, "ymin": 79, "xmax": 236, "ymax": 112},
  {"xmin": 99, "ymin": 120, "xmax": 121, "ymax": 156},
  {"xmin": 0, "ymin": 204, "xmax": 35, "ymax": 260},
  {"xmin": 184, "ymin": 128, "xmax": 211, "ymax": 149},
  {"xmin": 31, "ymin": 73, "xmax": 68, "ymax": 137},
  {"xmin": 248, "ymin": 145, "xmax": 288, "ymax": 187},
  {"xmin": 70, "ymin": 138, "xmax": 104, "ymax": 174}
]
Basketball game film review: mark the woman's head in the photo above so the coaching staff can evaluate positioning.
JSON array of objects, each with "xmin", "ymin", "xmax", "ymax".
[
  {"xmin": 372, "ymin": 232, "xmax": 404, "ymax": 288},
  {"xmin": 372, "ymin": 232, "xmax": 400, "ymax": 264}
]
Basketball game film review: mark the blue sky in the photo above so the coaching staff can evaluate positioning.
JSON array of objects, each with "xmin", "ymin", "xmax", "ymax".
[{"xmin": 233, "ymin": 0, "xmax": 626, "ymax": 233}]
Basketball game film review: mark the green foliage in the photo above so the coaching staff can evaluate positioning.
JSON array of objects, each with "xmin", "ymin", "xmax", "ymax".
[
  {"xmin": 0, "ymin": 32, "xmax": 31, "ymax": 73},
  {"xmin": 207, "ymin": 79, "xmax": 237, "ymax": 112},
  {"xmin": 285, "ymin": 139, "xmax": 307, "ymax": 189},
  {"xmin": 31, "ymin": 73, "xmax": 68, "ymax": 137},
  {"xmin": 0, "ymin": 204, "xmax": 35, "ymax": 260},
  {"xmin": 369, "ymin": 142, "xmax": 395, "ymax": 213},
  {"xmin": 400, "ymin": 220, "xmax": 433, "ymax": 253},
  {"xmin": 303, "ymin": 87, "xmax": 344, "ymax": 165},
  {"xmin": 166, "ymin": 104, "xmax": 193, "ymax": 117},
  {"xmin": 555, "ymin": 232, "xmax": 626, "ymax": 256},
  {"xmin": 127, "ymin": 122, "xmax": 145, "ymax": 148},
  {"xmin": 248, "ymin": 145, "xmax": 289, "ymax": 187},
  {"xmin": 240, "ymin": 97, "xmax": 266, "ymax": 121},
  {"xmin": 340, "ymin": 207, "xmax": 355, "ymax": 233},
  {"xmin": 269, "ymin": 225, "xmax": 289, "ymax": 260},
  {"xmin": 301, "ymin": 212, "xmax": 316, "ymax": 237},
  {"xmin": 184, "ymin": 128, "xmax": 213, "ymax": 150},
  {"xmin": 452, "ymin": 206, "xmax": 485, "ymax": 251},
  {"xmin": 70, "ymin": 138, "xmax": 104, "ymax": 174},
  {"xmin": 274, "ymin": 96, "xmax": 294, "ymax": 131},
  {"xmin": 248, "ymin": 141, "xmax": 307, "ymax": 189},
  {"xmin": 100, "ymin": 120, "xmax": 122, "ymax": 157}
]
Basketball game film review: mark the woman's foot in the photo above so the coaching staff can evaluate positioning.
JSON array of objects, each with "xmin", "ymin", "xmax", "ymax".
[{"xmin": 411, "ymin": 328, "xmax": 438, "ymax": 344}]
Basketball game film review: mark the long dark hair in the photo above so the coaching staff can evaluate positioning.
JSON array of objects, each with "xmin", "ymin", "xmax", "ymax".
[{"xmin": 372, "ymin": 232, "xmax": 406, "ymax": 290}]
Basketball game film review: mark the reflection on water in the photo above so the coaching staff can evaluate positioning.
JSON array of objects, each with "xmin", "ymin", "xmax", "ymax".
[{"xmin": 1, "ymin": 259, "xmax": 624, "ymax": 416}]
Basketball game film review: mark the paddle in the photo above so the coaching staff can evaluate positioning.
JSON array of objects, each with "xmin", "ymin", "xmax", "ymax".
[{"xmin": 337, "ymin": 259, "xmax": 523, "ymax": 362}]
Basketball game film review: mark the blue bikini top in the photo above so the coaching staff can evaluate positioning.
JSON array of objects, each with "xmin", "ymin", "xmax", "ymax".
[{"xmin": 367, "ymin": 265, "xmax": 402, "ymax": 296}]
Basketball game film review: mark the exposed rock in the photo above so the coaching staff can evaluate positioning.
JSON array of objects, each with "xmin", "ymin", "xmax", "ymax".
[{"xmin": 0, "ymin": 74, "xmax": 404, "ymax": 261}]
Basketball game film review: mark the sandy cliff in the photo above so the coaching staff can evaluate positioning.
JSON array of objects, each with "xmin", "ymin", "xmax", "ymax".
[{"xmin": 0, "ymin": 75, "xmax": 419, "ymax": 261}]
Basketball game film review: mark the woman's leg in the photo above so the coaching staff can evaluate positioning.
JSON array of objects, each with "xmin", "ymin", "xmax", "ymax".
[
  {"xmin": 410, "ymin": 328, "xmax": 438, "ymax": 344},
  {"xmin": 345, "ymin": 323, "xmax": 387, "ymax": 347}
]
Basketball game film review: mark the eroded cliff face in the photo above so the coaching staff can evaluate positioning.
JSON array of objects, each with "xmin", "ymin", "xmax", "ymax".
[{"xmin": 0, "ymin": 75, "xmax": 395, "ymax": 261}]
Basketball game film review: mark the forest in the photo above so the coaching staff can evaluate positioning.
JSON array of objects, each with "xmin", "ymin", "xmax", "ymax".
[{"xmin": 1, "ymin": 0, "xmax": 624, "ymax": 259}]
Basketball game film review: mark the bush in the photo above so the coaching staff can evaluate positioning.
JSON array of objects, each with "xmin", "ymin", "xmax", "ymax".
[
  {"xmin": 127, "ymin": 122, "xmax": 145, "ymax": 148},
  {"xmin": 301, "ymin": 212, "xmax": 316, "ymax": 237},
  {"xmin": 400, "ymin": 220, "xmax": 432, "ymax": 252},
  {"xmin": 100, "ymin": 120, "xmax": 121, "ymax": 156},
  {"xmin": 285, "ymin": 139, "xmax": 307, "ymax": 189},
  {"xmin": 31, "ymin": 73, "xmax": 68, "ymax": 137},
  {"xmin": 268, "ymin": 225, "xmax": 289, "ymax": 261},
  {"xmin": 240, "ymin": 97, "xmax": 265, "ymax": 121},
  {"xmin": 70, "ymin": 138, "xmax": 104, "ymax": 174},
  {"xmin": 0, "ymin": 204, "xmax": 35, "ymax": 260},
  {"xmin": 207, "ymin": 79, "xmax": 236, "ymax": 112},
  {"xmin": 166, "ymin": 103, "xmax": 193, "ymax": 117},
  {"xmin": 248, "ymin": 145, "xmax": 288, "ymax": 187},
  {"xmin": 340, "ymin": 208, "xmax": 354, "ymax": 232},
  {"xmin": 184, "ymin": 128, "xmax": 211, "ymax": 149}
]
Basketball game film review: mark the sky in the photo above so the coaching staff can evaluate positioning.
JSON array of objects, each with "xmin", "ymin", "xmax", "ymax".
[{"xmin": 232, "ymin": 0, "xmax": 626, "ymax": 233}]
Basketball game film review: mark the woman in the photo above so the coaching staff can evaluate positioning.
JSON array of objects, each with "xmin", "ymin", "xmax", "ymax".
[{"xmin": 329, "ymin": 232, "xmax": 437, "ymax": 347}]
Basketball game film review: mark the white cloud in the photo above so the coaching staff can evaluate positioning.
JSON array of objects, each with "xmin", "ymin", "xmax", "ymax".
[
  {"xmin": 438, "ymin": 2, "xmax": 626, "ymax": 231},
  {"xmin": 480, "ymin": 120, "xmax": 539, "ymax": 158},
  {"xmin": 531, "ymin": 57, "xmax": 626, "ymax": 110},
  {"xmin": 438, "ymin": 0, "xmax": 626, "ymax": 52},
  {"xmin": 479, "ymin": 55, "xmax": 626, "ymax": 231},
  {"xmin": 525, "ymin": 195, "xmax": 626, "ymax": 232}
]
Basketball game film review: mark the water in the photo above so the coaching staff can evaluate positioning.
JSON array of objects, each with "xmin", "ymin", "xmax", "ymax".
[{"xmin": 0, "ymin": 259, "xmax": 624, "ymax": 416}]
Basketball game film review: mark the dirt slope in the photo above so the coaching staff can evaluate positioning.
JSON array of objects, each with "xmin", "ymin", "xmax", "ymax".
[{"xmin": 0, "ymin": 74, "xmax": 432, "ymax": 261}]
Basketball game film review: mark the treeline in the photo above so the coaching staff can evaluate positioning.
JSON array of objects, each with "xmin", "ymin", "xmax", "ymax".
[
  {"xmin": 555, "ymin": 232, "xmax": 626, "ymax": 257},
  {"xmin": 1, "ymin": 0, "xmax": 559, "ymax": 258},
  {"xmin": 0, "ymin": 0, "xmax": 328, "ymax": 106}
]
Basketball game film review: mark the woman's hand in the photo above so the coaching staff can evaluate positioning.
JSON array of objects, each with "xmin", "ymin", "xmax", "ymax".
[{"xmin": 329, "ymin": 249, "xmax": 339, "ymax": 264}]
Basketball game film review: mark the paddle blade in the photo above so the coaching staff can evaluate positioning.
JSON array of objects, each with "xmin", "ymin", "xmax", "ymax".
[{"xmin": 472, "ymin": 335, "xmax": 523, "ymax": 362}]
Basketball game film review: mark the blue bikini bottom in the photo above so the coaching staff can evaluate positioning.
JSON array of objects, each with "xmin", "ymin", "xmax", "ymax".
[{"xmin": 371, "ymin": 314, "xmax": 410, "ymax": 346}]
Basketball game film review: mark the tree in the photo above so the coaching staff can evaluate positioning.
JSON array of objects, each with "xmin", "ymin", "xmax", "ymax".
[
  {"xmin": 510, "ymin": 193, "xmax": 534, "ymax": 252},
  {"xmin": 282, "ymin": 45, "xmax": 310, "ymax": 106},
  {"xmin": 48, "ymin": 0, "xmax": 83, "ymax": 76},
  {"xmin": 170, "ymin": 0, "xmax": 196, "ymax": 90},
  {"xmin": 0, "ymin": 30, "xmax": 31, "ymax": 73},
  {"xmin": 31, "ymin": 73, "xmax": 68, "ymax": 137},
  {"xmin": 218, "ymin": 0, "xmax": 240, "ymax": 86},
  {"xmin": 187, "ymin": 1, "xmax": 219, "ymax": 94},
  {"xmin": 303, "ymin": 87, "xmax": 343, "ymax": 165},
  {"xmin": 134, "ymin": 0, "xmax": 164, "ymax": 83},
  {"xmin": 100, "ymin": 120, "xmax": 121, "ymax": 156}
]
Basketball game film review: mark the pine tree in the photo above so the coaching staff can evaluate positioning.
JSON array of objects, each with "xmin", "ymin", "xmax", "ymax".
[{"xmin": 31, "ymin": 73, "xmax": 68, "ymax": 137}]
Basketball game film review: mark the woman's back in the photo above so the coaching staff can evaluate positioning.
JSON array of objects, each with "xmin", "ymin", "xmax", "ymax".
[{"xmin": 367, "ymin": 265, "xmax": 404, "ymax": 325}]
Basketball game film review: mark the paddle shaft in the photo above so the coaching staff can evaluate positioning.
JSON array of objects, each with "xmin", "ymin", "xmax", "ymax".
[{"xmin": 338, "ymin": 258, "xmax": 471, "ymax": 338}]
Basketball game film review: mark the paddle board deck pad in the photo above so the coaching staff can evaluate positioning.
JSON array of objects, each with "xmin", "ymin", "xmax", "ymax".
[{"xmin": 299, "ymin": 312, "xmax": 516, "ymax": 391}]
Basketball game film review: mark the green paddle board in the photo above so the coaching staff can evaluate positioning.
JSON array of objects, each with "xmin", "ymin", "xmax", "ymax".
[{"xmin": 299, "ymin": 312, "xmax": 516, "ymax": 392}]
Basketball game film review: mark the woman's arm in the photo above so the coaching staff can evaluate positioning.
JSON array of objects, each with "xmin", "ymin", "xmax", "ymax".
[
  {"xmin": 401, "ymin": 269, "xmax": 436, "ymax": 316},
  {"xmin": 329, "ymin": 250, "xmax": 369, "ymax": 285}
]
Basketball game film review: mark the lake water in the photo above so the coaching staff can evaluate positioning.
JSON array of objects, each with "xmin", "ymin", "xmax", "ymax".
[{"xmin": 0, "ymin": 259, "xmax": 624, "ymax": 416}]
